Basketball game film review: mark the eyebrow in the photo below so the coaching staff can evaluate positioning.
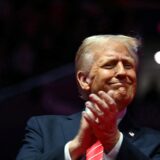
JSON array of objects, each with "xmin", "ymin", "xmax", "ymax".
[
  {"xmin": 98, "ymin": 56, "xmax": 135, "ymax": 66},
  {"xmin": 102, "ymin": 55, "xmax": 134, "ymax": 61}
]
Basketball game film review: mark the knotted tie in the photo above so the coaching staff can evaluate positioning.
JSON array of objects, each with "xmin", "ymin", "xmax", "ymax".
[{"xmin": 86, "ymin": 141, "xmax": 104, "ymax": 160}]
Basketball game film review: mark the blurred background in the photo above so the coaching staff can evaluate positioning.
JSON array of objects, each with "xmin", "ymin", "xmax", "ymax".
[{"xmin": 0, "ymin": 0, "xmax": 160, "ymax": 159}]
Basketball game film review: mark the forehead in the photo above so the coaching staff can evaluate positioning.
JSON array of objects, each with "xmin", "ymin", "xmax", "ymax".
[{"xmin": 91, "ymin": 41, "xmax": 134, "ymax": 60}]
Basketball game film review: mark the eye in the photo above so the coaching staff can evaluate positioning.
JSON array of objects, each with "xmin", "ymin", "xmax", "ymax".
[
  {"xmin": 124, "ymin": 63, "xmax": 133, "ymax": 69},
  {"xmin": 102, "ymin": 62, "xmax": 116, "ymax": 69}
]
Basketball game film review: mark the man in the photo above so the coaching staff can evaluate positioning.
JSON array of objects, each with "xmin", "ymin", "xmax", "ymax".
[{"xmin": 16, "ymin": 35, "xmax": 160, "ymax": 160}]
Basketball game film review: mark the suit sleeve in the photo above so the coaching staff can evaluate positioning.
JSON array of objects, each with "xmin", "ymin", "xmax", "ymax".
[
  {"xmin": 16, "ymin": 117, "xmax": 65, "ymax": 160},
  {"xmin": 117, "ymin": 137, "xmax": 160, "ymax": 160}
]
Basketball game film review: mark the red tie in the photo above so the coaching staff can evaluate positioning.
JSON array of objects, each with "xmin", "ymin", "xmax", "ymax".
[{"xmin": 86, "ymin": 141, "xmax": 104, "ymax": 160}]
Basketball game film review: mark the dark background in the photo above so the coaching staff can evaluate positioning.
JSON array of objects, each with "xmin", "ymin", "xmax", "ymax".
[{"xmin": 0, "ymin": 0, "xmax": 160, "ymax": 159}]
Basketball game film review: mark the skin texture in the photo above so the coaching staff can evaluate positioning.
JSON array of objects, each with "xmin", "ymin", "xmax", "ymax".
[{"xmin": 69, "ymin": 41, "xmax": 137, "ymax": 159}]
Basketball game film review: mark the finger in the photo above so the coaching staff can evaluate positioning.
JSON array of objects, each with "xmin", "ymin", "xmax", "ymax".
[
  {"xmin": 89, "ymin": 93, "xmax": 109, "ymax": 113},
  {"xmin": 84, "ymin": 102, "xmax": 97, "ymax": 122},
  {"xmin": 88, "ymin": 93, "xmax": 117, "ymax": 123},
  {"xmin": 85, "ymin": 102, "xmax": 104, "ymax": 128},
  {"xmin": 98, "ymin": 90, "xmax": 117, "ymax": 113},
  {"xmin": 85, "ymin": 101, "xmax": 114, "ymax": 127},
  {"xmin": 85, "ymin": 101, "xmax": 103, "ymax": 119},
  {"xmin": 83, "ymin": 109, "xmax": 98, "ymax": 129}
]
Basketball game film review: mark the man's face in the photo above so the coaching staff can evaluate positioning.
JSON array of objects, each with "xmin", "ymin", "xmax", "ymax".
[{"xmin": 87, "ymin": 42, "xmax": 137, "ymax": 110}]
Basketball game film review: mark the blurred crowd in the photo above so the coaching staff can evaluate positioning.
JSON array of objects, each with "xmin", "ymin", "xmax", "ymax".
[{"xmin": 0, "ymin": 0, "xmax": 159, "ymax": 88}]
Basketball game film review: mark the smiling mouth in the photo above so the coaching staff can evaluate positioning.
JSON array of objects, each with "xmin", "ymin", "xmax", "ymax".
[{"xmin": 109, "ymin": 82, "xmax": 129, "ymax": 89}]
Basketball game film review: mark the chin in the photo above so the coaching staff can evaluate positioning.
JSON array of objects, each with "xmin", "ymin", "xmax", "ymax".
[{"xmin": 116, "ymin": 98, "xmax": 133, "ymax": 112}]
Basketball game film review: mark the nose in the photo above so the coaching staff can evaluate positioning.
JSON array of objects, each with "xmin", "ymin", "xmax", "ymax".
[{"xmin": 115, "ymin": 62, "xmax": 126, "ymax": 77}]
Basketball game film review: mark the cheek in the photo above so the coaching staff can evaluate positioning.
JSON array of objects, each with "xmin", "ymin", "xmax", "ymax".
[
  {"xmin": 96, "ymin": 70, "xmax": 114, "ymax": 86},
  {"xmin": 128, "ymin": 79, "xmax": 137, "ymax": 100},
  {"xmin": 102, "ymin": 69, "xmax": 115, "ymax": 80},
  {"xmin": 129, "ymin": 71, "xmax": 137, "ymax": 87},
  {"xmin": 95, "ymin": 70, "xmax": 114, "ymax": 90},
  {"xmin": 89, "ymin": 70, "xmax": 108, "ymax": 91},
  {"xmin": 129, "ymin": 83, "xmax": 136, "ymax": 94},
  {"xmin": 128, "ymin": 70, "xmax": 137, "ymax": 82}
]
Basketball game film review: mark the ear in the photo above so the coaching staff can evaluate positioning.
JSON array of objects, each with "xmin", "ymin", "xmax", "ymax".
[{"xmin": 76, "ymin": 71, "xmax": 91, "ymax": 91}]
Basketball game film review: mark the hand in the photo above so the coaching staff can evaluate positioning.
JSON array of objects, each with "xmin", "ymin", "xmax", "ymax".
[
  {"xmin": 84, "ymin": 90, "xmax": 121, "ymax": 152},
  {"xmin": 68, "ymin": 112, "xmax": 96, "ymax": 160}
]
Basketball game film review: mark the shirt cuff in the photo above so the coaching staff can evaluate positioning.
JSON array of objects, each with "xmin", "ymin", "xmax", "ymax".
[
  {"xmin": 64, "ymin": 141, "xmax": 72, "ymax": 160},
  {"xmin": 64, "ymin": 132, "xmax": 123, "ymax": 160},
  {"xmin": 104, "ymin": 132, "xmax": 123, "ymax": 160}
]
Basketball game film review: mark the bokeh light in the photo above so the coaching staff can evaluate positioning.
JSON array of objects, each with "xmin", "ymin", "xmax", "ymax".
[{"xmin": 154, "ymin": 51, "xmax": 160, "ymax": 64}]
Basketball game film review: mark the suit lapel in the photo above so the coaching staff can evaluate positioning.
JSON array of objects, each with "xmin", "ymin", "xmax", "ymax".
[
  {"xmin": 61, "ymin": 112, "xmax": 82, "ymax": 142},
  {"xmin": 119, "ymin": 112, "xmax": 141, "ymax": 143}
]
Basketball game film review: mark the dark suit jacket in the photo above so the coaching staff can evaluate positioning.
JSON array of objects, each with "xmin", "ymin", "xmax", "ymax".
[{"xmin": 16, "ymin": 112, "xmax": 160, "ymax": 160}]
